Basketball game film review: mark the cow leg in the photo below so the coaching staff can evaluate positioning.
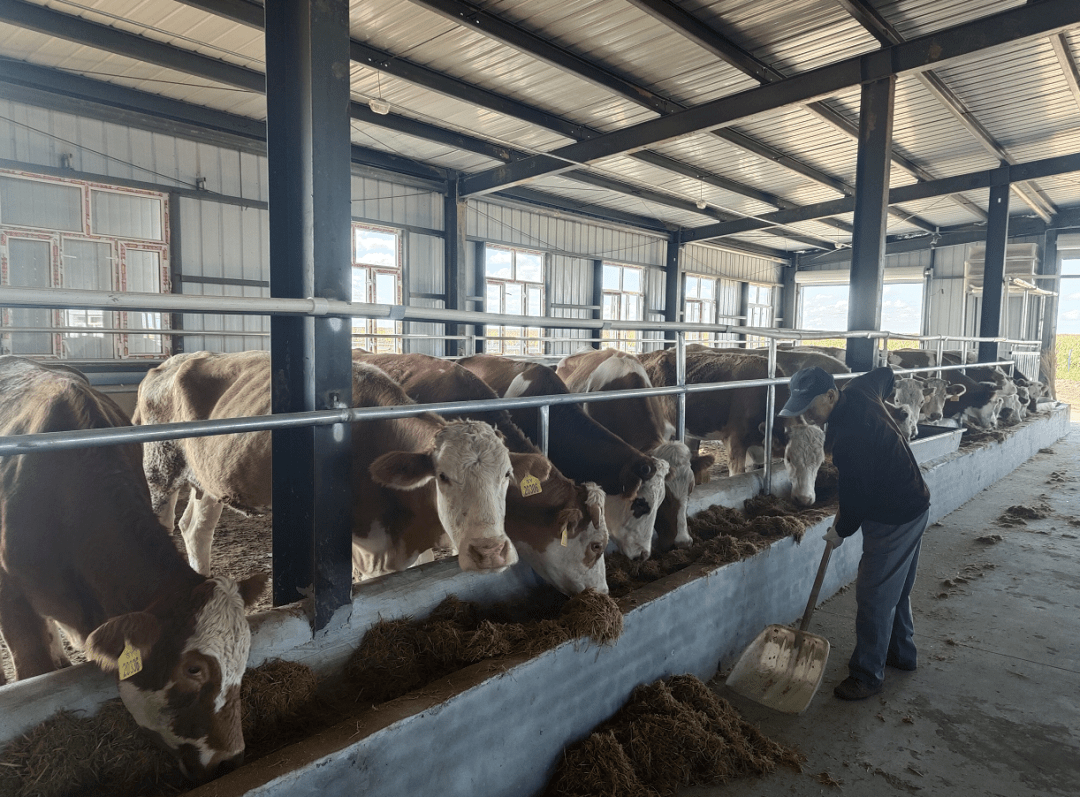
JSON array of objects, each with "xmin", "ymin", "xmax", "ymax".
[
  {"xmin": 179, "ymin": 491, "xmax": 224, "ymax": 576},
  {"xmin": 0, "ymin": 576, "xmax": 68, "ymax": 681},
  {"xmin": 726, "ymin": 436, "xmax": 748, "ymax": 476},
  {"xmin": 156, "ymin": 488, "xmax": 181, "ymax": 531}
]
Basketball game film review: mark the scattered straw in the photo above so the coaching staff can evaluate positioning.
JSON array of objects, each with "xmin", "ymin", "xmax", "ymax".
[
  {"xmin": 345, "ymin": 589, "xmax": 622, "ymax": 708},
  {"xmin": 545, "ymin": 674, "xmax": 803, "ymax": 797}
]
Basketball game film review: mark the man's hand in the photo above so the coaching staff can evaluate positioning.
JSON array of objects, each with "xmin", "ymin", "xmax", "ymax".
[{"xmin": 823, "ymin": 525, "xmax": 843, "ymax": 548}]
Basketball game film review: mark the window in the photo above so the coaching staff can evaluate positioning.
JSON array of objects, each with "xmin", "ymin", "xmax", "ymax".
[
  {"xmin": 684, "ymin": 274, "xmax": 717, "ymax": 344},
  {"xmin": 0, "ymin": 172, "xmax": 169, "ymax": 359},
  {"xmin": 745, "ymin": 284, "xmax": 774, "ymax": 348},
  {"xmin": 601, "ymin": 263, "xmax": 644, "ymax": 353},
  {"xmin": 484, "ymin": 245, "xmax": 544, "ymax": 356},
  {"xmin": 352, "ymin": 225, "xmax": 402, "ymax": 353}
]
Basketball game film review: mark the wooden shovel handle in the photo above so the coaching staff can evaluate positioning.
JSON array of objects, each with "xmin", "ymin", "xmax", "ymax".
[{"xmin": 799, "ymin": 537, "xmax": 836, "ymax": 632}]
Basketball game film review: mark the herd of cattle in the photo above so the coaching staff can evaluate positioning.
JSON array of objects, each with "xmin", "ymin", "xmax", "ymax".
[{"xmin": 0, "ymin": 343, "xmax": 1051, "ymax": 781}]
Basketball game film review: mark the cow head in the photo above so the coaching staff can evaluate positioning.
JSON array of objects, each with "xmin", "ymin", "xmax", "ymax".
[
  {"xmin": 85, "ymin": 573, "xmax": 267, "ymax": 783},
  {"xmin": 885, "ymin": 400, "xmax": 917, "ymax": 440},
  {"xmin": 511, "ymin": 482, "xmax": 609, "ymax": 595},
  {"xmin": 652, "ymin": 441, "xmax": 713, "ymax": 552},
  {"xmin": 919, "ymin": 377, "xmax": 953, "ymax": 422},
  {"xmin": 369, "ymin": 420, "xmax": 521, "ymax": 573},
  {"xmin": 960, "ymin": 383, "xmax": 1002, "ymax": 429},
  {"xmin": 604, "ymin": 457, "xmax": 668, "ymax": 561},
  {"xmin": 781, "ymin": 419, "xmax": 825, "ymax": 507}
]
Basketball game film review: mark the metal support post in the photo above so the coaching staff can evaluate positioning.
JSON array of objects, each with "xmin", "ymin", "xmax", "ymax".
[
  {"xmin": 1038, "ymin": 229, "xmax": 1059, "ymax": 390},
  {"xmin": 538, "ymin": 404, "xmax": 550, "ymax": 456},
  {"xmin": 664, "ymin": 231, "xmax": 682, "ymax": 345},
  {"xmin": 763, "ymin": 337, "xmax": 776, "ymax": 496},
  {"xmin": 676, "ymin": 331, "xmax": 687, "ymax": 443},
  {"xmin": 265, "ymin": 0, "xmax": 353, "ymax": 629},
  {"xmin": 591, "ymin": 259, "xmax": 604, "ymax": 349},
  {"xmin": 936, "ymin": 337, "xmax": 945, "ymax": 378},
  {"xmin": 846, "ymin": 75, "xmax": 896, "ymax": 373},
  {"xmin": 979, "ymin": 180, "xmax": 1010, "ymax": 363},
  {"xmin": 444, "ymin": 179, "xmax": 469, "ymax": 356}
]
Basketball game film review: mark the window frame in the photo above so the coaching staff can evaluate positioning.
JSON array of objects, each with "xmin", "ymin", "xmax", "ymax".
[
  {"xmin": 351, "ymin": 223, "xmax": 404, "ymax": 353},
  {"xmin": 0, "ymin": 170, "xmax": 170, "ymax": 360},
  {"xmin": 483, "ymin": 244, "xmax": 546, "ymax": 356},
  {"xmin": 600, "ymin": 262, "xmax": 645, "ymax": 353}
]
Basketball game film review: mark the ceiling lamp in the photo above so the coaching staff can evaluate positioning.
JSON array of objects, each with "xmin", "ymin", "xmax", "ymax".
[{"xmin": 369, "ymin": 98, "xmax": 390, "ymax": 115}]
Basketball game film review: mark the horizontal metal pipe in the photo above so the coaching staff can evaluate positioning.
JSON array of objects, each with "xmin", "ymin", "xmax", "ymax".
[
  {"xmin": 0, "ymin": 358, "xmax": 1018, "ymax": 456},
  {"xmin": 1, "ymin": 286, "xmax": 1033, "ymax": 345}
]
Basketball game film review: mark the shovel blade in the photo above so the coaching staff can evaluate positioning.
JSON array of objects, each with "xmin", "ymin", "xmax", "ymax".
[{"xmin": 725, "ymin": 624, "xmax": 831, "ymax": 714}]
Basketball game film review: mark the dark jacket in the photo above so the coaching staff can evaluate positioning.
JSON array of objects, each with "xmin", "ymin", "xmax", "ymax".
[{"xmin": 827, "ymin": 368, "xmax": 931, "ymax": 537}]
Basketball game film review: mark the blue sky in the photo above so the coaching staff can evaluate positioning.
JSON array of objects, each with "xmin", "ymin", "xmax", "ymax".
[{"xmin": 801, "ymin": 283, "xmax": 923, "ymax": 334}]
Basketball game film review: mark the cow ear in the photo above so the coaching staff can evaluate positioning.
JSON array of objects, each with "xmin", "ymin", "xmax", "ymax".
[
  {"xmin": 947, "ymin": 384, "xmax": 967, "ymax": 397},
  {"xmin": 238, "ymin": 572, "xmax": 269, "ymax": 608},
  {"xmin": 370, "ymin": 451, "xmax": 435, "ymax": 490},
  {"xmin": 85, "ymin": 612, "xmax": 161, "ymax": 671},
  {"xmin": 511, "ymin": 452, "xmax": 551, "ymax": 485},
  {"xmin": 691, "ymin": 454, "xmax": 715, "ymax": 479}
]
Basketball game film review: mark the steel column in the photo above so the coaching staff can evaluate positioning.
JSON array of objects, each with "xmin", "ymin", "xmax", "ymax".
[
  {"xmin": 846, "ymin": 76, "xmax": 895, "ymax": 373},
  {"xmin": 1038, "ymin": 230, "xmax": 1060, "ymax": 390},
  {"xmin": 780, "ymin": 258, "xmax": 797, "ymax": 329},
  {"xmin": 664, "ymin": 231, "xmax": 682, "ymax": 344},
  {"xmin": 444, "ymin": 180, "xmax": 469, "ymax": 356},
  {"xmin": 167, "ymin": 191, "xmax": 184, "ymax": 355},
  {"xmin": 591, "ymin": 259, "xmax": 604, "ymax": 349},
  {"xmin": 978, "ymin": 182, "xmax": 1011, "ymax": 363},
  {"xmin": 265, "ymin": 0, "xmax": 353, "ymax": 629}
]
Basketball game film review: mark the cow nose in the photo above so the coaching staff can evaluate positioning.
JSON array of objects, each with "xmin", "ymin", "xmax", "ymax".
[
  {"xmin": 213, "ymin": 751, "xmax": 244, "ymax": 779},
  {"xmin": 792, "ymin": 491, "xmax": 815, "ymax": 507},
  {"xmin": 929, "ymin": 412, "xmax": 942, "ymax": 421},
  {"xmin": 467, "ymin": 538, "xmax": 513, "ymax": 569}
]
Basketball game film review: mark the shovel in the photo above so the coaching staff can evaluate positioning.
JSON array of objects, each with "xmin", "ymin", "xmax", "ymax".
[{"xmin": 724, "ymin": 536, "xmax": 837, "ymax": 714}]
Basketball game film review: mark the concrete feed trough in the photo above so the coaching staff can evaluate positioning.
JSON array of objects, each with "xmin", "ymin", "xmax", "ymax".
[{"xmin": 0, "ymin": 405, "xmax": 1068, "ymax": 797}]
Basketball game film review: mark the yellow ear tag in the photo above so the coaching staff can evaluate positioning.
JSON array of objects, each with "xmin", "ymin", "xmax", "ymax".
[
  {"xmin": 520, "ymin": 475, "xmax": 542, "ymax": 497},
  {"xmin": 561, "ymin": 527, "xmax": 568, "ymax": 547},
  {"xmin": 118, "ymin": 642, "xmax": 143, "ymax": 681}
]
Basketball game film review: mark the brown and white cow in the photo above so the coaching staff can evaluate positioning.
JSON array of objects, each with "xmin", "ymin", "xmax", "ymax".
[
  {"xmin": 355, "ymin": 352, "xmax": 610, "ymax": 594},
  {"xmin": 457, "ymin": 353, "xmax": 667, "ymax": 560},
  {"xmin": 636, "ymin": 348, "xmax": 827, "ymax": 507},
  {"xmin": 134, "ymin": 351, "xmax": 528, "ymax": 579},
  {"xmin": 555, "ymin": 348, "xmax": 714, "ymax": 552},
  {"xmin": 0, "ymin": 356, "xmax": 267, "ymax": 783}
]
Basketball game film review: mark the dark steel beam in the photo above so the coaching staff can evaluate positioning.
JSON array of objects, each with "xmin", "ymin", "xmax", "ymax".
[
  {"xmin": 444, "ymin": 181, "xmax": 469, "ymax": 356},
  {"xmin": 664, "ymin": 231, "xmax": 682, "ymax": 343},
  {"xmin": 836, "ymin": 0, "xmax": 1055, "ymax": 222},
  {"xmin": 978, "ymin": 182, "xmax": 1011, "ymax": 362},
  {"xmin": 459, "ymin": 1, "xmax": 1080, "ymax": 195},
  {"xmin": 1052, "ymin": 32, "xmax": 1080, "ymax": 113},
  {"xmin": 0, "ymin": 0, "xmax": 264, "ymax": 92},
  {"xmin": 266, "ymin": 0, "xmax": 353, "ymax": 627},
  {"xmin": 684, "ymin": 150, "xmax": 1080, "ymax": 243},
  {"xmin": 1038, "ymin": 229, "xmax": 1059, "ymax": 387},
  {"xmin": 846, "ymin": 76, "xmax": 895, "ymax": 372}
]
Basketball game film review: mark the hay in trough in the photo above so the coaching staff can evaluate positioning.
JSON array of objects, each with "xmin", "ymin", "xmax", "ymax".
[
  {"xmin": 241, "ymin": 658, "xmax": 320, "ymax": 751},
  {"xmin": 0, "ymin": 658, "xmax": 322, "ymax": 797},
  {"xmin": 0, "ymin": 701, "xmax": 182, "ymax": 797},
  {"xmin": 345, "ymin": 589, "xmax": 622, "ymax": 707},
  {"xmin": 545, "ymin": 675, "xmax": 803, "ymax": 797}
]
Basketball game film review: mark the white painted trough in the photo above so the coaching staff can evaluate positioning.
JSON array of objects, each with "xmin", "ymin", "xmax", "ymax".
[{"xmin": 0, "ymin": 404, "xmax": 1069, "ymax": 797}]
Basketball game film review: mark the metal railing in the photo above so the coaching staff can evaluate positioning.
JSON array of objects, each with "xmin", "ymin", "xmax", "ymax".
[{"xmin": 0, "ymin": 284, "xmax": 1041, "ymax": 498}]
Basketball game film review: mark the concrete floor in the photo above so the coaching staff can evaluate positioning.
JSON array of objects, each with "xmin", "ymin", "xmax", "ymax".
[{"xmin": 689, "ymin": 424, "xmax": 1080, "ymax": 797}]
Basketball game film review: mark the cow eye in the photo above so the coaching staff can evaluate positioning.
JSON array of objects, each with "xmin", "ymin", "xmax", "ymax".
[
  {"xmin": 505, "ymin": 470, "xmax": 512, "ymax": 479},
  {"xmin": 186, "ymin": 664, "xmax": 202, "ymax": 677},
  {"xmin": 589, "ymin": 542, "xmax": 604, "ymax": 554},
  {"xmin": 438, "ymin": 473, "xmax": 450, "ymax": 484}
]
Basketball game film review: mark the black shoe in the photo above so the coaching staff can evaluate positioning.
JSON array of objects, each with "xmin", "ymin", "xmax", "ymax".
[
  {"xmin": 886, "ymin": 653, "xmax": 917, "ymax": 671},
  {"xmin": 833, "ymin": 676, "xmax": 882, "ymax": 701}
]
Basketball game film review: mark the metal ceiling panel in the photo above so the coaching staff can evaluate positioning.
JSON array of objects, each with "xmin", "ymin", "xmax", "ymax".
[{"xmin": 874, "ymin": 0, "xmax": 1025, "ymax": 41}]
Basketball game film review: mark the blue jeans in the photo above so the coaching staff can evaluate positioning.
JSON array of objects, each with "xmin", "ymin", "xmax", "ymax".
[{"xmin": 849, "ymin": 508, "xmax": 929, "ymax": 688}]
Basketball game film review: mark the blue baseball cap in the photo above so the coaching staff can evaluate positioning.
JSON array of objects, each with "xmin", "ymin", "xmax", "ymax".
[{"xmin": 779, "ymin": 366, "xmax": 836, "ymax": 417}]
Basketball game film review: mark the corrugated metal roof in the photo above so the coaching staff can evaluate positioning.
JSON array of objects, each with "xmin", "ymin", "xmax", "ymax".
[{"xmin": 0, "ymin": 0, "xmax": 1076, "ymax": 255}]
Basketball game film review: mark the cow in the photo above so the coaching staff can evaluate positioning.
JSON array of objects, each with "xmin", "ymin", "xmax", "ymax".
[
  {"xmin": 889, "ymin": 376, "xmax": 930, "ymax": 439},
  {"xmin": 0, "ymin": 356, "xmax": 267, "ymax": 783},
  {"xmin": 554, "ymin": 348, "xmax": 714, "ymax": 552},
  {"xmin": 686, "ymin": 344, "xmax": 850, "ymax": 378},
  {"xmin": 937, "ymin": 371, "xmax": 1002, "ymax": 429},
  {"xmin": 888, "ymin": 348, "xmax": 939, "ymax": 369},
  {"xmin": 456, "ymin": 354, "xmax": 666, "ymax": 560},
  {"xmin": 134, "ymin": 351, "xmax": 528, "ymax": 579},
  {"xmin": 635, "ymin": 349, "xmax": 827, "ymax": 507},
  {"xmin": 354, "ymin": 352, "xmax": 610, "ymax": 594}
]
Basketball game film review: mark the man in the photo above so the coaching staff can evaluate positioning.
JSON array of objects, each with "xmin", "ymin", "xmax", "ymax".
[{"xmin": 779, "ymin": 365, "xmax": 931, "ymax": 700}]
